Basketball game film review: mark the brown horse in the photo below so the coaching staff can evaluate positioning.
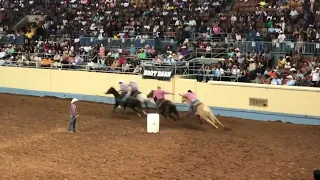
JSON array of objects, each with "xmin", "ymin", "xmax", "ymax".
[
  {"xmin": 147, "ymin": 90, "xmax": 179, "ymax": 121},
  {"xmin": 180, "ymin": 95, "xmax": 224, "ymax": 129}
]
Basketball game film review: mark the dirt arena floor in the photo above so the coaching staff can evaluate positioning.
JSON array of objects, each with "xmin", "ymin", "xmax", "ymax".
[{"xmin": 0, "ymin": 94, "xmax": 319, "ymax": 180}]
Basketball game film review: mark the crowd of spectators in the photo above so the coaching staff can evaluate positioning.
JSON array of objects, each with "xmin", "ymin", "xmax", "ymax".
[
  {"xmin": 0, "ymin": 0, "xmax": 320, "ymax": 87},
  {"xmin": 0, "ymin": 0, "xmax": 228, "ymax": 42},
  {"xmin": 195, "ymin": 46, "xmax": 320, "ymax": 87}
]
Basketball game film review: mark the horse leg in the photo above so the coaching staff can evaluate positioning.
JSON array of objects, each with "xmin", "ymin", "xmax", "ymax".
[
  {"xmin": 123, "ymin": 106, "xmax": 127, "ymax": 115},
  {"xmin": 131, "ymin": 107, "xmax": 142, "ymax": 117},
  {"xmin": 169, "ymin": 105, "xmax": 179, "ymax": 121},
  {"xmin": 194, "ymin": 110, "xmax": 202, "ymax": 124},
  {"xmin": 165, "ymin": 107, "xmax": 176, "ymax": 121},
  {"xmin": 173, "ymin": 110, "xmax": 179, "ymax": 121},
  {"xmin": 217, "ymin": 119, "xmax": 224, "ymax": 128},
  {"xmin": 160, "ymin": 112, "xmax": 167, "ymax": 119},
  {"xmin": 203, "ymin": 117, "xmax": 218, "ymax": 128},
  {"xmin": 211, "ymin": 115, "xmax": 224, "ymax": 128},
  {"xmin": 168, "ymin": 114, "xmax": 177, "ymax": 122},
  {"xmin": 144, "ymin": 101, "xmax": 148, "ymax": 113},
  {"xmin": 198, "ymin": 116, "xmax": 203, "ymax": 124},
  {"xmin": 113, "ymin": 103, "xmax": 119, "ymax": 112}
]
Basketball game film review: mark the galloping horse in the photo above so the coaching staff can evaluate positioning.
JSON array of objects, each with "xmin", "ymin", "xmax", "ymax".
[
  {"xmin": 180, "ymin": 95, "xmax": 224, "ymax": 129},
  {"xmin": 128, "ymin": 88, "xmax": 155, "ymax": 111},
  {"xmin": 147, "ymin": 90, "xmax": 179, "ymax": 121},
  {"xmin": 105, "ymin": 87, "xmax": 147, "ymax": 117}
]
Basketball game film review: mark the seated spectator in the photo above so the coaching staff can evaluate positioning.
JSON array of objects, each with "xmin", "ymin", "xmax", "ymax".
[
  {"xmin": 270, "ymin": 74, "xmax": 282, "ymax": 85},
  {"xmin": 137, "ymin": 49, "xmax": 147, "ymax": 59},
  {"xmin": 311, "ymin": 67, "xmax": 320, "ymax": 87},
  {"xmin": 285, "ymin": 75, "xmax": 296, "ymax": 86}
]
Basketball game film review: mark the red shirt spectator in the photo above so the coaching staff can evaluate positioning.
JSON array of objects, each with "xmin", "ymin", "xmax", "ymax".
[{"xmin": 117, "ymin": 56, "xmax": 127, "ymax": 65}]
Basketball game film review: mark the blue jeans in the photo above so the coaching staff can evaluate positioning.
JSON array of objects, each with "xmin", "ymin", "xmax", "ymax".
[
  {"xmin": 155, "ymin": 99, "xmax": 165, "ymax": 110},
  {"xmin": 155, "ymin": 99, "xmax": 163, "ymax": 107},
  {"xmin": 69, "ymin": 115, "xmax": 77, "ymax": 132},
  {"xmin": 189, "ymin": 99, "xmax": 200, "ymax": 114}
]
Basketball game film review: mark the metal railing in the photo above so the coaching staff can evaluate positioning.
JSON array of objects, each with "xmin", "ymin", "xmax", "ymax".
[
  {"xmin": 195, "ymin": 48, "xmax": 228, "ymax": 58},
  {"xmin": 2, "ymin": 33, "xmax": 319, "ymax": 55},
  {"xmin": 78, "ymin": 37, "xmax": 155, "ymax": 48},
  {"xmin": 0, "ymin": 60, "xmax": 141, "ymax": 74},
  {"xmin": 1, "ymin": 52, "xmax": 93, "ymax": 63},
  {"xmin": 0, "ymin": 35, "xmax": 25, "ymax": 45},
  {"xmin": 233, "ymin": 41, "xmax": 320, "ymax": 54},
  {"xmin": 0, "ymin": 52, "xmax": 242, "ymax": 81},
  {"xmin": 191, "ymin": 32, "xmax": 297, "ymax": 42}
]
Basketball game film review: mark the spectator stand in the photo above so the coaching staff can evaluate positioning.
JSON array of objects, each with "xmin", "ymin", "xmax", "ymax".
[
  {"xmin": 0, "ymin": 51, "xmax": 92, "ymax": 70},
  {"xmin": 176, "ymin": 57, "xmax": 245, "ymax": 82},
  {"xmin": 229, "ymin": 0, "xmax": 320, "ymax": 56},
  {"xmin": 0, "ymin": 50, "xmax": 140, "ymax": 74}
]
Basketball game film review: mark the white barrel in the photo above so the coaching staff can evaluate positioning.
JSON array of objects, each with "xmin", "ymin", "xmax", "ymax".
[{"xmin": 147, "ymin": 113, "xmax": 160, "ymax": 133}]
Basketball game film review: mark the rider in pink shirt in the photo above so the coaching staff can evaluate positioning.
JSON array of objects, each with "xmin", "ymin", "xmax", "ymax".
[
  {"xmin": 182, "ymin": 90, "xmax": 200, "ymax": 115},
  {"xmin": 153, "ymin": 86, "xmax": 173, "ymax": 107}
]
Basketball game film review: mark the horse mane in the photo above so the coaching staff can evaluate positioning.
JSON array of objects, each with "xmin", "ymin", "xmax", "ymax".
[{"xmin": 146, "ymin": 90, "xmax": 154, "ymax": 98}]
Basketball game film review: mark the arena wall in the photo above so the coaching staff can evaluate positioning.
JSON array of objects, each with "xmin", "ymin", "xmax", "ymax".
[{"xmin": 0, "ymin": 66, "xmax": 319, "ymax": 125}]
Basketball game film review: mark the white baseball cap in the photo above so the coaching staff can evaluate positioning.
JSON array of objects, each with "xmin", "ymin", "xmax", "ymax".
[{"xmin": 118, "ymin": 80, "xmax": 124, "ymax": 83}]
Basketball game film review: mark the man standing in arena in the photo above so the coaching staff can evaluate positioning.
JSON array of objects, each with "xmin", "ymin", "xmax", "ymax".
[
  {"xmin": 118, "ymin": 80, "xmax": 128, "ymax": 108},
  {"xmin": 69, "ymin": 98, "xmax": 79, "ymax": 133},
  {"xmin": 153, "ymin": 86, "xmax": 174, "ymax": 110}
]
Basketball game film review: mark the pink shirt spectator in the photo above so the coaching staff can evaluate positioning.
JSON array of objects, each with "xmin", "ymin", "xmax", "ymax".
[
  {"xmin": 153, "ymin": 89, "xmax": 172, "ymax": 100},
  {"xmin": 213, "ymin": 25, "xmax": 221, "ymax": 34},
  {"xmin": 153, "ymin": 56, "xmax": 161, "ymax": 64},
  {"xmin": 183, "ymin": 92, "xmax": 197, "ymax": 101},
  {"xmin": 81, "ymin": 0, "xmax": 88, "ymax": 4}
]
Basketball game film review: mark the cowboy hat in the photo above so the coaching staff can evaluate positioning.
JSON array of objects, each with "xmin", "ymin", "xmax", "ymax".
[
  {"xmin": 286, "ymin": 75, "xmax": 293, "ymax": 79},
  {"xmin": 290, "ymin": 68, "xmax": 297, "ymax": 71},
  {"xmin": 71, "ymin": 98, "xmax": 79, "ymax": 104}
]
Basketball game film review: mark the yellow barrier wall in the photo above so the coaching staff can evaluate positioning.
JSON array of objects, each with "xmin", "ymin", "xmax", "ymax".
[{"xmin": 0, "ymin": 67, "xmax": 319, "ymax": 124}]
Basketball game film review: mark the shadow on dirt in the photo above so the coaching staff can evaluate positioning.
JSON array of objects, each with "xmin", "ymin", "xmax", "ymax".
[{"xmin": 106, "ymin": 109, "xmax": 233, "ymax": 132}]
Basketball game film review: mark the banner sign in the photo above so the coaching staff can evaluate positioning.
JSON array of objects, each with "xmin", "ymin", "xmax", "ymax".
[{"xmin": 142, "ymin": 66, "xmax": 175, "ymax": 80}]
